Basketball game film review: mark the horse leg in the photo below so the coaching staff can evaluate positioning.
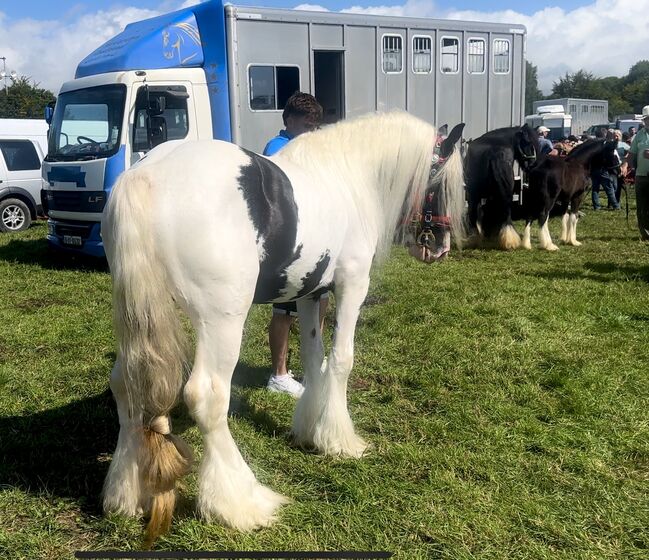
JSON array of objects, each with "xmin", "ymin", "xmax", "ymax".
[
  {"xmin": 184, "ymin": 297, "xmax": 288, "ymax": 531},
  {"xmin": 522, "ymin": 219, "xmax": 533, "ymax": 250},
  {"xmin": 567, "ymin": 192, "xmax": 584, "ymax": 246},
  {"xmin": 560, "ymin": 212, "xmax": 570, "ymax": 243},
  {"xmin": 103, "ymin": 357, "xmax": 148, "ymax": 516},
  {"xmin": 538, "ymin": 209, "xmax": 559, "ymax": 251},
  {"xmin": 292, "ymin": 272, "xmax": 369, "ymax": 458}
]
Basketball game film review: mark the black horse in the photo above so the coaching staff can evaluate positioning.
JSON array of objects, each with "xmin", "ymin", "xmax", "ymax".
[
  {"xmin": 521, "ymin": 138, "xmax": 619, "ymax": 250},
  {"xmin": 465, "ymin": 124, "xmax": 539, "ymax": 249}
]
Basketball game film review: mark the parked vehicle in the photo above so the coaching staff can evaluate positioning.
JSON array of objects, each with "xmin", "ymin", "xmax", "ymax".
[
  {"xmin": 42, "ymin": 0, "xmax": 527, "ymax": 257},
  {"xmin": 0, "ymin": 119, "xmax": 48, "ymax": 232},
  {"xmin": 525, "ymin": 105, "xmax": 573, "ymax": 141},
  {"xmin": 614, "ymin": 115, "xmax": 643, "ymax": 134},
  {"xmin": 532, "ymin": 97, "xmax": 609, "ymax": 137}
]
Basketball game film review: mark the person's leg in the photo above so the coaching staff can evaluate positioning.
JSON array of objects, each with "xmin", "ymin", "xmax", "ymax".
[
  {"xmin": 591, "ymin": 173, "xmax": 601, "ymax": 210},
  {"xmin": 267, "ymin": 303, "xmax": 303, "ymax": 396},
  {"xmin": 603, "ymin": 174, "xmax": 620, "ymax": 209},
  {"xmin": 636, "ymin": 175, "xmax": 649, "ymax": 240}
]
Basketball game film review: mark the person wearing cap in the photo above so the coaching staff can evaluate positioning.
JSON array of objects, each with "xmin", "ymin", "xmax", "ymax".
[
  {"xmin": 621, "ymin": 105, "xmax": 649, "ymax": 240},
  {"xmin": 536, "ymin": 126, "xmax": 554, "ymax": 155}
]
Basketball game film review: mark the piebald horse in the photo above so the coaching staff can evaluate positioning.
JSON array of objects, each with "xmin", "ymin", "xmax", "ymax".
[{"xmin": 101, "ymin": 111, "xmax": 465, "ymax": 546}]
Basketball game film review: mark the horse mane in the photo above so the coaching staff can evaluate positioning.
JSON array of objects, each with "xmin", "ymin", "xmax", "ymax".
[
  {"xmin": 276, "ymin": 111, "xmax": 437, "ymax": 262},
  {"xmin": 564, "ymin": 138, "xmax": 605, "ymax": 163}
]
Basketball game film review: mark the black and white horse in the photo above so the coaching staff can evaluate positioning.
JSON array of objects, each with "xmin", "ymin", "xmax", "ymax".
[
  {"xmin": 100, "ymin": 111, "xmax": 465, "ymax": 545},
  {"xmin": 465, "ymin": 124, "xmax": 538, "ymax": 249},
  {"xmin": 522, "ymin": 138, "xmax": 619, "ymax": 250}
]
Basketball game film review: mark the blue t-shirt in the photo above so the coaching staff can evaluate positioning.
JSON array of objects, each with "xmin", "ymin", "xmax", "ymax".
[{"xmin": 263, "ymin": 130, "xmax": 293, "ymax": 156}]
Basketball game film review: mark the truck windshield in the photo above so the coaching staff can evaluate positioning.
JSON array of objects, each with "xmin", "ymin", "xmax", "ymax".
[{"xmin": 47, "ymin": 84, "xmax": 126, "ymax": 161}]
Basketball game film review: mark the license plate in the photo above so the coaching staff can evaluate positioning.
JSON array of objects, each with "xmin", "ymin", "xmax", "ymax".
[{"xmin": 63, "ymin": 235, "xmax": 82, "ymax": 246}]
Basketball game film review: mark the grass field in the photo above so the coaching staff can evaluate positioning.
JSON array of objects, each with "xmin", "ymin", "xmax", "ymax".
[{"xmin": 0, "ymin": 198, "xmax": 647, "ymax": 559}]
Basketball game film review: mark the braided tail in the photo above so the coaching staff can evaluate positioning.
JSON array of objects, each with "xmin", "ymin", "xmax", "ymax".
[{"xmin": 102, "ymin": 168, "xmax": 193, "ymax": 548}]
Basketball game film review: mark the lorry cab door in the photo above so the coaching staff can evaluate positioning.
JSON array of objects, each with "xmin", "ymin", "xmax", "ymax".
[{"xmin": 129, "ymin": 83, "xmax": 197, "ymax": 166}]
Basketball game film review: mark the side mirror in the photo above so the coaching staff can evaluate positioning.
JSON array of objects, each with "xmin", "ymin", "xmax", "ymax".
[{"xmin": 44, "ymin": 102, "xmax": 55, "ymax": 125}]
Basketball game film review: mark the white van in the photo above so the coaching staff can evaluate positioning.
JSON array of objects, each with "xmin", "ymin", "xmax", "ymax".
[{"xmin": 0, "ymin": 119, "xmax": 48, "ymax": 232}]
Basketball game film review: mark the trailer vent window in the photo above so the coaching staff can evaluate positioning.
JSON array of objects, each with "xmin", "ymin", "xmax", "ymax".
[
  {"xmin": 467, "ymin": 38, "xmax": 485, "ymax": 74},
  {"xmin": 412, "ymin": 36, "xmax": 432, "ymax": 74},
  {"xmin": 493, "ymin": 39, "xmax": 510, "ymax": 74},
  {"xmin": 382, "ymin": 35, "xmax": 403, "ymax": 73},
  {"xmin": 569, "ymin": 104, "xmax": 577, "ymax": 113},
  {"xmin": 440, "ymin": 37, "xmax": 459, "ymax": 74},
  {"xmin": 583, "ymin": 105, "xmax": 589, "ymax": 113},
  {"xmin": 249, "ymin": 65, "xmax": 300, "ymax": 110}
]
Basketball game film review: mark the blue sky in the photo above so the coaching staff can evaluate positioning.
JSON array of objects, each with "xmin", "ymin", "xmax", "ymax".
[
  {"xmin": 3, "ymin": 1, "xmax": 595, "ymax": 20},
  {"xmin": 0, "ymin": 0, "xmax": 646, "ymax": 95}
]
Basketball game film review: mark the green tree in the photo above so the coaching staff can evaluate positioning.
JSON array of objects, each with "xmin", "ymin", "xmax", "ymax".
[
  {"xmin": 525, "ymin": 60, "xmax": 544, "ymax": 115},
  {"xmin": 0, "ymin": 76, "xmax": 56, "ymax": 119}
]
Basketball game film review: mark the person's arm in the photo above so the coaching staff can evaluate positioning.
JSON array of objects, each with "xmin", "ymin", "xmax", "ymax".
[{"xmin": 621, "ymin": 137, "xmax": 638, "ymax": 176}]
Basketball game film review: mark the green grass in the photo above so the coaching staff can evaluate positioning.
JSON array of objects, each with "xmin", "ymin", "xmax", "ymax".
[{"xmin": 0, "ymin": 196, "xmax": 648, "ymax": 559}]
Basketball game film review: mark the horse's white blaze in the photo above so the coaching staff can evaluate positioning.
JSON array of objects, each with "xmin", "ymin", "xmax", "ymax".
[{"xmin": 522, "ymin": 223, "xmax": 532, "ymax": 250}]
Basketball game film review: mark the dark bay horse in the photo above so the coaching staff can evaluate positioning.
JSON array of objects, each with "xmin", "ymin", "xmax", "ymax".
[
  {"xmin": 522, "ymin": 138, "xmax": 619, "ymax": 250},
  {"xmin": 465, "ymin": 124, "xmax": 539, "ymax": 249}
]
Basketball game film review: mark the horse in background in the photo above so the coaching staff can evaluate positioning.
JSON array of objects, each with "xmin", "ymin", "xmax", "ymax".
[
  {"xmin": 522, "ymin": 138, "xmax": 619, "ymax": 250},
  {"xmin": 465, "ymin": 124, "xmax": 539, "ymax": 249},
  {"xmin": 100, "ymin": 111, "xmax": 466, "ymax": 546}
]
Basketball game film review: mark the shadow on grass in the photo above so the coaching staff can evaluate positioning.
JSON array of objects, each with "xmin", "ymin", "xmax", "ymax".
[
  {"xmin": 0, "ymin": 363, "xmax": 285, "ymax": 513},
  {"xmin": 0, "ymin": 389, "xmax": 118, "ymax": 514},
  {"xmin": 0, "ymin": 224, "xmax": 107, "ymax": 272},
  {"xmin": 525, "ymin": 261, "xmax": 649, "ymax": 283}
]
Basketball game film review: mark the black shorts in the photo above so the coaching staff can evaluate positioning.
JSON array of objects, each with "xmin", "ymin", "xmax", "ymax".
[{"xmin": 272, "ymin": 292, "xmax": 330, "ymax": 317}]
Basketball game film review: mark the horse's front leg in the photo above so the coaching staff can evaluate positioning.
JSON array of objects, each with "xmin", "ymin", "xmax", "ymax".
[
  {"xmin": 566, "ymin": 193, "xmax": 584, "ymax": 246},
  {"xmin": 560, "ymin": 212, "xmax": 570, "ymax": 243},
  {"xmin": 522, "ymin": 219, "xmax": 533, "ymax": 250},
  {"xmin": 292, "ymin": 274, "xmax": 369, "ymax": 458}
]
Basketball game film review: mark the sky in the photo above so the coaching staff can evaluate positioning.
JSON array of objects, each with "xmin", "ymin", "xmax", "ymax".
[{"xmin": 0, "ymin": 0, "xmax": 646, "ymax": 96}]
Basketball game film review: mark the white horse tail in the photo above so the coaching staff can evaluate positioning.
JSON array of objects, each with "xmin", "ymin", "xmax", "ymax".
[
  {"xmin": 102, "ymin": 168, "xmax": 193, "ymax": 548},
  {"xmin": 434, "ymin": 148, "xmax": 467, "ymax": 247}
]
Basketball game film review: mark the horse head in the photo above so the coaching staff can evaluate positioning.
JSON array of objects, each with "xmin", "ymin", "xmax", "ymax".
[
  {"xmin": 409, "ymin": 123, "xmax": 465, "ymax": 263},
  {"xmin": 514, "ymin": 123, "xmax": 538, "ymax": 171}
]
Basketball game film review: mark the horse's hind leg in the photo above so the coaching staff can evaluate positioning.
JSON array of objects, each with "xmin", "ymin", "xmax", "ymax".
[
  {"xmin": 537, "ymin": 206, "xmax": 559, "ymax": 251},
  {"xmin": 567, "ymin": 192, "xmax": 585, "ymax": 246},
  {"xmin": 184, "ymin": 296, "xmax": 288, "ymax": 531},
  {"xmin": 560, "ymin": 212, "xmax": 570, "ymax": 243},
  {"xmin": 103, "ymin": 358, "xmax": 148, "ymax": 516},
  {"xmin": 522, "ymin": 219, "xmax": 533, "ymax": 250},
  {"xmin": 292, "ymin": 269, "xmax": 369, "ymax": 458}
]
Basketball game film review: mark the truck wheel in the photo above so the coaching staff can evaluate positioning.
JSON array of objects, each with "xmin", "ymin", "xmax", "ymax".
[{"xmin": 0, "ymin": 198, "xmax": 32, "ymax": 232}]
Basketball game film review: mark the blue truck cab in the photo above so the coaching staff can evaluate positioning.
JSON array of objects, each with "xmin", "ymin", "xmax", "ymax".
[{"xmin": 42, "ymin": 0, "xmax": 230, "ymax": 257}]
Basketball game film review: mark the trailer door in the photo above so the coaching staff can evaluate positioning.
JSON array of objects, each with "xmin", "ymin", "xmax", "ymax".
[{"xmin": 314, "ymin": 51, "xmax": 344, "ymax": 124}]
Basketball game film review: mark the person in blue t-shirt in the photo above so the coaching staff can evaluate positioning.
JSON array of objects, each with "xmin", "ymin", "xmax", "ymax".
[
  {"xmin": 263, "ymin": 92, "xmax": 325, "ymax": 397},
  {"xmin": 536, "ymin": 126, "xmax": 555, "ymax": 155}
]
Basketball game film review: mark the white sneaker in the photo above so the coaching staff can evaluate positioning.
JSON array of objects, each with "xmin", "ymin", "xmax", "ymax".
[{"xmin": 267, "ymin": 371, "xmax": 305, "ymax": 398}]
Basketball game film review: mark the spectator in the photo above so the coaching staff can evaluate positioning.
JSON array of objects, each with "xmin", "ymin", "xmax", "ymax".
[
  {"xmin": 262, "ymin": 92, "xmax": 327, "ymax": 397},
  {"xmin": 591, "ymin": 127, "xmax": 620, "ymax": 210},
  {"xmin": 536, "ymin": 126, "xmax": 554, "ymax": 155},
  {"xmin": 621, "ymin": 105, "xmax": 649, "ymax": 239}
]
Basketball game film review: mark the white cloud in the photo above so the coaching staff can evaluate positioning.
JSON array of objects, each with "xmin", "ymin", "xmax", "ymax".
[{"xmin": 1, "ymin": 0, "xmax": 647, "ymax": 95}]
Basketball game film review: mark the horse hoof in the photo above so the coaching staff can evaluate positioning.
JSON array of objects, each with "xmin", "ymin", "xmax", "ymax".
[
  {"xmin": 544, "ymin": 244, "xmax": 559, "ymax": 251},
  {"xmin": 570, "ymin": 240, "xmax": 582, "ymax": 246}
]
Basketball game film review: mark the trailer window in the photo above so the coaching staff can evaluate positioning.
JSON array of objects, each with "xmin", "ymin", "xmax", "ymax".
[
  {"xmin": 467, "ymin": 38, "xmax": 485, "ymax": 74},
  {"xmin": 249, "ymin": 65, "xmax": 300, "ymax": 111},
  {"xmin": 412, "ymin": 36, "xmax": 432, "ymax": 74},
  {"xmin": 382, "ymin": 35, "xmax": 403, "ymax": 73},
  {"xmin": 493, "ymin": 39, "xmax": 510, "ymax": 74},
  {"xmin": 440, "ymin": 37, "xmax": 459, "ymax": 74},
  {"xmin": 0, "ymin": 140, "xmax": 40, "ymax": 171}
]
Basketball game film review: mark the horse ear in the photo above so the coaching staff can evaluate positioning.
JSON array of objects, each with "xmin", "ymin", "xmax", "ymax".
[{"xmin": 439, "ymin": 123, "xmax": 465, "ymax": 157}]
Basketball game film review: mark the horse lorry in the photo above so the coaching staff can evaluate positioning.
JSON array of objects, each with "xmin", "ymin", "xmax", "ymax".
[{"xmin": 42, "ymin": 0, "xmax": 526, "ymax": 257}]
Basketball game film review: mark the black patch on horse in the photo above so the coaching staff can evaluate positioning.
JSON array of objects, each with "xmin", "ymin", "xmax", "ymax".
[
  {"xmin": 237, "ymin": 149, "xmax": 302, "ymax": 302},
  {"xmin": 237, "ymin": 149, "xmax": 329, "ymax": 303}
]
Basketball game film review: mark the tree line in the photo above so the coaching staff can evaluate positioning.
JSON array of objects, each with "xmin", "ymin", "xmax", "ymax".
[
  {"xmin": 0, "ymin": 77, "xmax": 55, "ymax": 119},
  {"xmin": 526, "ymin": 59, "xmax": 649, "ymax": 120}
]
